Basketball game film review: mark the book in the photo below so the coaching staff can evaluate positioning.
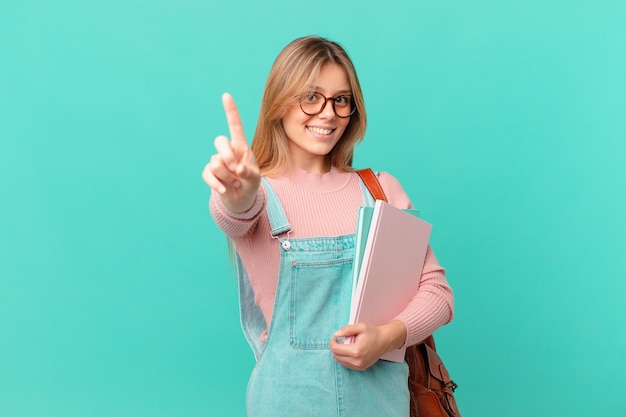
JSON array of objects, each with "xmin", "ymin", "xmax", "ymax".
[
  {"xmin": 351, "ymin": 206, "xmax": 375, "ymax": 297},
  {"xmin": 351, "ymin": 205, "xmax": 420, "ymax": 296},
  {"xmin": 347, "ymin": 200, "xmax": 432, "ymax": 362}
]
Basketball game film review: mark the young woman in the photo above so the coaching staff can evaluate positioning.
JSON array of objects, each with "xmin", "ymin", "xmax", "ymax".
[{"xmin": 203, "ymin": 36, "xmax": 454, "ymax": 416}]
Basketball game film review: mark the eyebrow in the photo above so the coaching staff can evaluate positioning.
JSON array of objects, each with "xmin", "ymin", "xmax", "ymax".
[{"xmin": 309, "ymin": 86, "xmax": 353, "ymax": 95}]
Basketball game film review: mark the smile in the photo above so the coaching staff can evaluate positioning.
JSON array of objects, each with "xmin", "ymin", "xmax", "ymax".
[{"xmin": 307, "ymin": 126, "xmax": 334, "ymax": 135}]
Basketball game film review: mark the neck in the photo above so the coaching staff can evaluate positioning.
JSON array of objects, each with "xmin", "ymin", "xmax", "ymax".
[{"xmin": 293, "ymin": 156, "xmax": 331, "ymax": 175}]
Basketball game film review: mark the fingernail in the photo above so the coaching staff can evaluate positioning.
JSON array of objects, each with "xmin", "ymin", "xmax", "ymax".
[
  {"xmin": 218, "ymin": 186, "xmax": 226, "ymax": 194},
  {"xmin": 233, "ymin": 181, "xmax": 241, "ymax": 188},
  {"xmin": 228, "ymin": 163, "xmax": 237, "ymax": 171}
]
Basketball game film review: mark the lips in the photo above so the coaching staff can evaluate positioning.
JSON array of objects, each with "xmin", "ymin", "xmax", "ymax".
[{"xmin": 307, "ymin": 126, "xmax": 335, "ymax": 135}]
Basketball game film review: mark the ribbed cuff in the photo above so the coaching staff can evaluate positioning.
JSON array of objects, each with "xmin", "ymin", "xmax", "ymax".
[{"xmin": 213, "ymin": 187, "xmax": 266, "ymax": 220}]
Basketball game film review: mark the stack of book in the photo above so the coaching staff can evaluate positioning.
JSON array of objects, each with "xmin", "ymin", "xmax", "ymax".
[{"xmin": 346, "ymin": 200, "xmax": 432, "ymax": 362}]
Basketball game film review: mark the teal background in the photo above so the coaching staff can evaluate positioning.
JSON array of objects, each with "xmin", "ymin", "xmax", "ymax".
[{"xmin": 1, "ymin": 1, "xmax": 625, "ymax": 416}]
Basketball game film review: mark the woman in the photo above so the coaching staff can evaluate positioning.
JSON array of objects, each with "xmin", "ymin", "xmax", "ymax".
[{"xmin": 203, "ymin": 35, "xmax": 454, "ymax": 416}]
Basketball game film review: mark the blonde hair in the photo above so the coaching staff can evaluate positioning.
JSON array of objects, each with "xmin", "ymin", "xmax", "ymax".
[{"xmin": 251, "ymin": 36, "xmax": 367, "ymax": 175}]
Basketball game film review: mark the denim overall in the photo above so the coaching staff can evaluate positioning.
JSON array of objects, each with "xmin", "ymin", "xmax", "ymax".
[{"xmin": 236, "ymin": 177, "xmax": 409, "ymax": 417}]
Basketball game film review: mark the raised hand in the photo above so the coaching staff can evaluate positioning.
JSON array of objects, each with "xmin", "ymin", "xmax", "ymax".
[{"xmin": 203, "ymin": 93, "xmax": 261, "ymax": 213}]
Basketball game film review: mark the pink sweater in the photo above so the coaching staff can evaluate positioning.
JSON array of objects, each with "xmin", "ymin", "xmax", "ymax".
[{"xmin": 210, "ymin": 165, "xmax": 454, "ymax": 348}]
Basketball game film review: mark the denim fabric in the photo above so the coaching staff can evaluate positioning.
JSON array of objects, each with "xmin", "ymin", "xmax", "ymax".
[{"xmin": 238, "ymin": 177, "xmax": 409, "ymax": 417}]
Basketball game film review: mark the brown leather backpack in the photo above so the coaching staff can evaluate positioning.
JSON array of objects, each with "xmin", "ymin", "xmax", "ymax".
[
  {"xmin": 406, "ymin": 336, "xmax": 461, "ymax": 417},
  {"xmin": 357, "ymin": 169, "xmax": 461, "ymax": 417}
]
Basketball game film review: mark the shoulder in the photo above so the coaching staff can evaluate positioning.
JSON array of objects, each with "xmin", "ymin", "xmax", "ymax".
[
  {"xmin": 376, "ymin": 171, "xmax": 414, "ymax": 210},
  {"xmin": 376, "ymin": 171, "xmax": 403, "ymax": 190}
]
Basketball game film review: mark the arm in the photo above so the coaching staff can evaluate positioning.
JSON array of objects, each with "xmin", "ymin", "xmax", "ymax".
[
  {"xmin": 329, "ymin": 171, "xmax": 454, "ymax": 370},
  {"xmin": 377, "ymin": 172, "xmax": 453, "ymax": 345}
]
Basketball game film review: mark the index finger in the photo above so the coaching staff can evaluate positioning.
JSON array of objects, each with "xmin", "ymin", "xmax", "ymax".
[{"xmin": 222, "ymin": 93, "xmax": 248, "ymax": 148}]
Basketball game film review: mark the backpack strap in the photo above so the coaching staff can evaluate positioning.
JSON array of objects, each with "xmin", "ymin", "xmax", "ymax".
[{"xmin": 356, "ymin": 168, "xmax": 388, "ymax": 202}]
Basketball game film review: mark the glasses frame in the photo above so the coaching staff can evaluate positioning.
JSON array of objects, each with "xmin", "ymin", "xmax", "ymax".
[{"xmin": 298, "ymin": 92, "xmax": 357, "ymax": 118}]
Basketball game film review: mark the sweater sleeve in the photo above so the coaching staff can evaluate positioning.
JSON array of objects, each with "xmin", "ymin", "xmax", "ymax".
[
  {"xmin": 395, "ymin": 247, "xmax": 454, "ymax": 347},
  {"xmin": 377, "ymin": 171, "xmax": 455, "ymax": 347},
  {"xmin": 209, "ymin": 186, "xmax": 266, "ymax": 239}
]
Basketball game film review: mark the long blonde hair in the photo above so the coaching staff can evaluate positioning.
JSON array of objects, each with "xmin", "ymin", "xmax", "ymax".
[{"xmin": 251, "ymin": 36, "xmax": 367, "ymax": 176}]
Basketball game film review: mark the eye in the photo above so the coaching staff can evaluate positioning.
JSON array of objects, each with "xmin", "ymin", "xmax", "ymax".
[
  {"xmin": 334, "ymin": 95, "xmax": 352, "ymax": 107},
  {"xmin": 302, "ymin": 92, "xmax": 320, "ymax": 103}
]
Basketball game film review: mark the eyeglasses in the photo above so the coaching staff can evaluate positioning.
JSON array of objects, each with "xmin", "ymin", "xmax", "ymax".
[{"xmin": 298, "ymin": 92, "xmax": 356, "ymax": 118}]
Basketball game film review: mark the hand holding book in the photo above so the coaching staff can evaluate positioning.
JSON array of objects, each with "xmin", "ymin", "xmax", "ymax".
[{"xmin": 329, "ymin": 320, "xmax": 408, "ymax": 371}]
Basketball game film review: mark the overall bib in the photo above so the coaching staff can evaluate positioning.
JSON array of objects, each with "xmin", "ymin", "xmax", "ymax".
[{"xmin": 237, "ymin": 177, "xmax": 409, "ymax": 417}]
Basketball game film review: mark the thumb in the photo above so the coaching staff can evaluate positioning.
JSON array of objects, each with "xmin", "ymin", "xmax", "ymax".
[
  {"xmin": 334, "ymin": 324, "xmax": 363, "ymax": 338},
  {"xmin": 235, "ymin": 154, "xmax": 260, "ymax": 182}
]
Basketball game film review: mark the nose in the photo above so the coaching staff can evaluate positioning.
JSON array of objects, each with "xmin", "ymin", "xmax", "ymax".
[{"xmin": 318, "ymin": 98, "xmax": 337, "ymax": 119}]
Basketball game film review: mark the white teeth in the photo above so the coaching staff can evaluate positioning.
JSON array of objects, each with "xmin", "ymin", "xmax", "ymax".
[{"xmin": 308, "ymin": 126, "xmax": 333, "ymax": 135}]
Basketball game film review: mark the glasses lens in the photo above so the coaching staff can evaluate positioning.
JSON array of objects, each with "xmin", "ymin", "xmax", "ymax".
[
  {"xmin": 300, "ymin": 92, "xmax": 324, "ymax": 115},
  {"xmin": 299, "ymin": 92, "xmax": 355, "ymax": 118},
  {"xmin": 333, "ymin": 95, "xmax": 354, "ymax": 118}
]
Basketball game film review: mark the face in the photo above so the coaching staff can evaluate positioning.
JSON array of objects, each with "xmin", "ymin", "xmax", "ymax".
[{"xmin": 281, "ymin": 63, "xmax": 352, "ymax": 174}]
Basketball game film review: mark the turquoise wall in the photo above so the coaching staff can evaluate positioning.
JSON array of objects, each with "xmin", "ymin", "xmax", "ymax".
[{"xmin": 1, "ymin": 1, "xmax": 625, "ymax": 416}]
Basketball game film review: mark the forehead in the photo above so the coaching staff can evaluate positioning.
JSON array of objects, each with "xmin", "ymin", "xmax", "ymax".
[{"xmin": 309, "ymin": 63, "xmax": 351, "ymax": 94}]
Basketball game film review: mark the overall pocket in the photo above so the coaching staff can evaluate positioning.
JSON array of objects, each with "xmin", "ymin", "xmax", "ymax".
[{"xmin": 289, "ymin": 257, "xmax": 353, "ymax": 349}]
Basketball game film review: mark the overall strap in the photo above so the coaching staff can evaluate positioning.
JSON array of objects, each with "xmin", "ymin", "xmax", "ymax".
[
  {"xmin": 239, "ymin": 177, "xmax": 290, "ymax": 360},
  {"xmin": 260, "ymin": 177, "xmax": 292, "ymax": 237},
  {"xmin": 357, "ymin": 168, "xmax": 388, "ymax": 202}
]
